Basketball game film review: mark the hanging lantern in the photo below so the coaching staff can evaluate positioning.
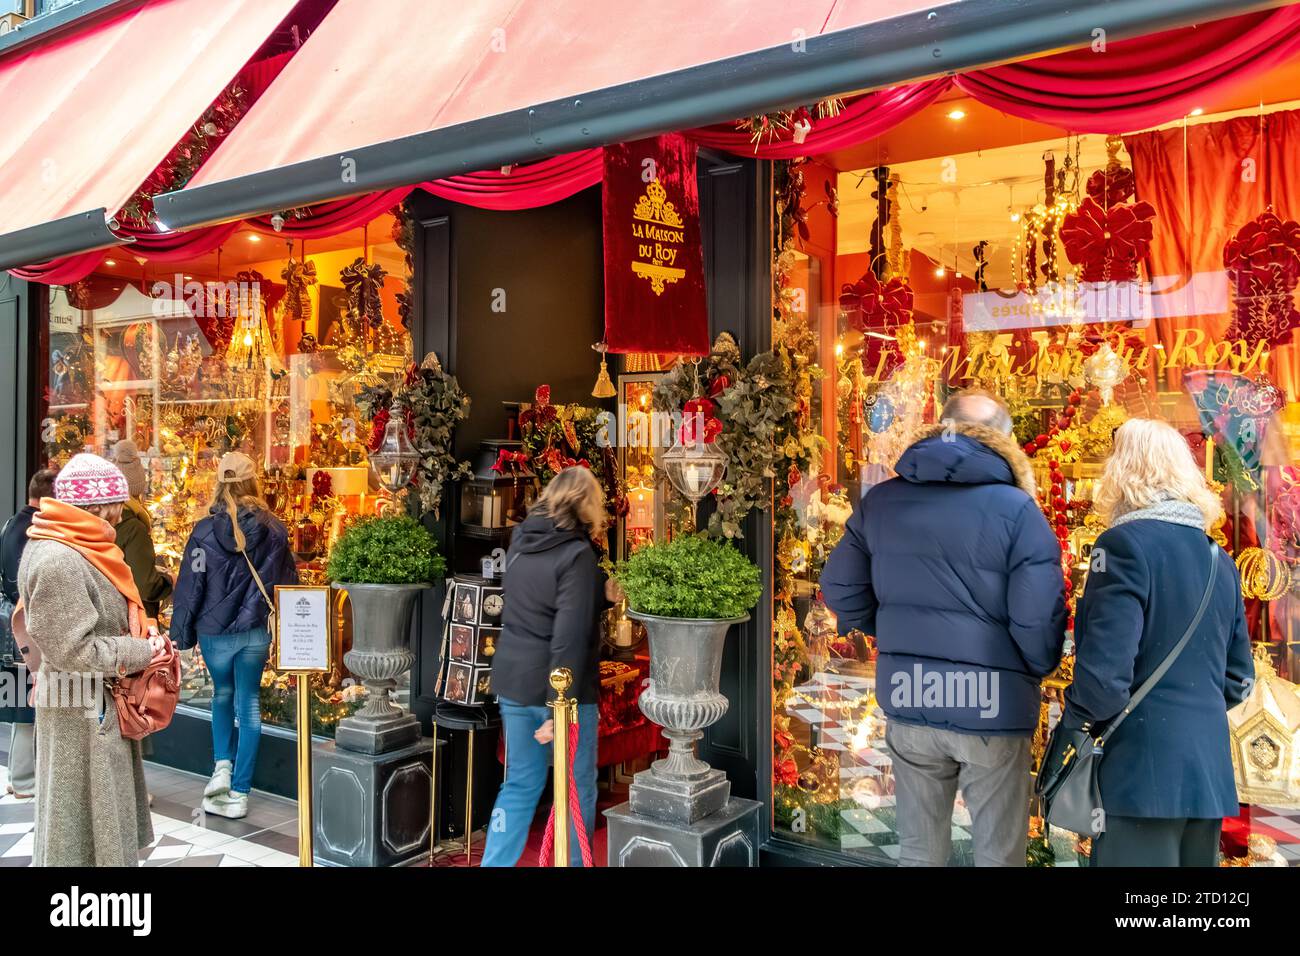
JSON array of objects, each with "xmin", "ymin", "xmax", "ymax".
[
  {"xmin": 661, "ymin": 440, "xmax": 726, "ymax": 531},
  {"xmin": 368, "ymin": 400, "xmax": 421, "ymax": 494}
]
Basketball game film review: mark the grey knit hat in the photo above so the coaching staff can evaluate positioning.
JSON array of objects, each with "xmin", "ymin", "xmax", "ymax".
[{"xmin": 111, "ymin": 439, "xmax": 147, "ymax": 498}]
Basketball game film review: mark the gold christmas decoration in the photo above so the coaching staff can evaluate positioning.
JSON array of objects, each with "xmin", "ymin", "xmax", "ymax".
[
  {"xmin": 591, "ymin": 342, "xmax": 617, "ymax": 398},
  {"xmin": 1235, "ymin": 547, "xmax": 1291, "ymax": 601},
  {"xmin": 1228, "ymin": 644, "xmax": 1300, "ymax": 808}
]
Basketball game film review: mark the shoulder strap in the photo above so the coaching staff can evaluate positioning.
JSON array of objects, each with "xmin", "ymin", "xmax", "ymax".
[
  {"xmin": 240, "ymin": 545, "xmax": 274, "ymax": 614},
  {"xmin": 1098, "ymin": 539, "xmax": 1219, "ymax": 744}
]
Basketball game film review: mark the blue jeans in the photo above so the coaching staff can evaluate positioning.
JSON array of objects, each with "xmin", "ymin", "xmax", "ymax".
[
  {"xmin": 199, "ymin": 629, "xmax": 270, "ymax": 795},
  {"xmin": 481, "ymin": 697, "xmax": 599, "ymax": 867}
]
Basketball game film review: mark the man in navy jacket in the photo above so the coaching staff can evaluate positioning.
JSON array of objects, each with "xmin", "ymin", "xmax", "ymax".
[{"xmin": 822, "ymin": 390, "xmax": 1066, "ymax": 866}]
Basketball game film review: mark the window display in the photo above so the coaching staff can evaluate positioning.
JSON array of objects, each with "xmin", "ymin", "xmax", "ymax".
[
  {"xmin": 769, "ymin": 93, "xmax": 1300, "ymax": 865},
  {"xmin": 40, "ymin": 218, "xmax": 413, "ymax": 736}
]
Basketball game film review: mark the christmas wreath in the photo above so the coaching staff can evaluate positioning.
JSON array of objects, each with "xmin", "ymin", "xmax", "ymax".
[{"xmin": 357, "ymin": 353, "xmax": 473, "ymax": 519}]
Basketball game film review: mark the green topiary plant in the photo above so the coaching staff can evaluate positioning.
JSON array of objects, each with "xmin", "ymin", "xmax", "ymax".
[
  {"xmin": 326, "ymin": 515, "xmax": 445, "ymax": 585},
  {"xmin": 615, "ymin": 533, "xmax": 762, "ymax": 620}
]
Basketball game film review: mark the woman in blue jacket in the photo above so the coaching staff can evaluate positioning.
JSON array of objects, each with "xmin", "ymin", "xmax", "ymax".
[
  {"xmin": 1065, "ymin": 419, "xmax": 1254, "ymax": 867},
  {"xmin": 170, "ymin": 452, "xmax": 299, "ymax": 819}
]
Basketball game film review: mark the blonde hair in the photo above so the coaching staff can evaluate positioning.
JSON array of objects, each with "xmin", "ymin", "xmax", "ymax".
[
  {"xmin": 536, "ymin": 466, "xmax": 605, "ymax": 537},
  {"xmin": 82, "ymin": 502, "xmax": 124, "ymax": 526},
  {"xmin": 210, "ymin": 475, "xmax": 267, "ymax": 552},
  {"xmin": 1094, "ymin": 418, "xmax": 1224, "ymax": 530}
]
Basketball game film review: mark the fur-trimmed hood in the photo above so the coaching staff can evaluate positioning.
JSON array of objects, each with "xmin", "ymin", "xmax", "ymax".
[{"xmin": 897, "ymin": 422, "xmax": 1037, "ymax": 498}]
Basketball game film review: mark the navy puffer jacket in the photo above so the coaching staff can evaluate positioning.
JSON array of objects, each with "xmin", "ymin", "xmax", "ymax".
[
  {"xmin": 169, "ymin": 505, "xmax": 300, "ymax": 649},
  {"xmin": 821, "ymin": 422, "xmax": 1067, "ymax": 735}
]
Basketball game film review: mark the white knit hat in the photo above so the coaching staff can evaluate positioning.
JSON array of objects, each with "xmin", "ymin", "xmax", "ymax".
[{"xmin": 54, "ymin": 453, "xmax": 130, "ymax": 506}]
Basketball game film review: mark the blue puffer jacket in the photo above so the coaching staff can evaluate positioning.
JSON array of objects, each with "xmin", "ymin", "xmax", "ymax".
[
  {"xmin": 169, "ymin": 505, "xmax": 300, "ymax": 650},
  {"xmin": 821, "ymin": 422, "xmax": 1067, "ymax": 735}
]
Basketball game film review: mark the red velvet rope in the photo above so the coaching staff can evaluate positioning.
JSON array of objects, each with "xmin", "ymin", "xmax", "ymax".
[{"xmin": 538, "ymin": 715, "xmax": 594, "ymax": 867}]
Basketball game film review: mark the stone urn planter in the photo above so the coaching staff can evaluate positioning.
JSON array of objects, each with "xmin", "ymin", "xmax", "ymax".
[
  {"xmin": 627, "ymin": 609, "xmax": 749, "ymax": 824},
  {"xmin": 331, "ymin": 582, "xmax": 428, "ymax": 754}
]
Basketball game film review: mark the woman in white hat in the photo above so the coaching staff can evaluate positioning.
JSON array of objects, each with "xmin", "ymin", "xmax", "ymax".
[
  {"xmin": 170, "ymin": 452, "xmax": 298, "ymax": 819},
  {"xmin": 17, "ymin": 453, "xmax": 169, "ymax": 866}
]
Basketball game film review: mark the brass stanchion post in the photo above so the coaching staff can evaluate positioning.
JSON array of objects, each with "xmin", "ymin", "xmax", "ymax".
[
  {"xmin": 465, "ymin": 725, "xmax": 475, "ymax": 863},
  {"xmin": 296, "ymin": 674, "xmax": 313, "ymax": 867},
  {"xmin": 548, "ymin": 668, "xmax": 574, "ymax": 867},
  {"xmin": 429, "ymin": 719, "xmax": 439, "ymax": 865}
]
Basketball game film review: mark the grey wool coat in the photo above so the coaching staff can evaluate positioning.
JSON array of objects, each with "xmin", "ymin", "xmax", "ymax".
[{"xmin": 18, "ymin": 539, "xmax": 155, "ymax": 867}]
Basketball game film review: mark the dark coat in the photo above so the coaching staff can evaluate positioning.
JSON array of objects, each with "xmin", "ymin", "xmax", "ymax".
[
  {"xmin": 491, "ymin": 511, "xmax": 605, "ymax": 706},
  {"xmin": 115, "ymin": 498, "xmax": 172, "ymax": 619},
  {"xmin": 1065, "ymin": 518, "xmax": 1254, "ymax": 819},
  {"xmin": 0, "ymin": 505, "xmax": 36, "ymax": 724},
  {"xmin": 821, "ymin": 422, "xmax": 1067, "ymax": 735},
  {"xmin": 169, "ymin": 505, "xmax": 299, "ymax": 650}
]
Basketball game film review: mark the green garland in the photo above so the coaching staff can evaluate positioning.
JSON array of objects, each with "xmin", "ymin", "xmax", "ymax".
[
  {"xmin": 358, "ymin": 357, "xmax": 473, "ymax": 520},
  {"xmin": 653, "ymin": 336, "xmax": 803, "ymax": 539}
]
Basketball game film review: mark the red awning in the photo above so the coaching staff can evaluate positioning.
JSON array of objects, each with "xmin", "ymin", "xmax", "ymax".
[
  {"xmin": 0, "ymin": 0, "xmax": 300, "ymax": 266},
  {"xmin": 183, "ymin": 0, "xmax": 948, "ymax": 191}
]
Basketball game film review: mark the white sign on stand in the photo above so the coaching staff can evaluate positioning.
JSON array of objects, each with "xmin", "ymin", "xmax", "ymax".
[{"xmin": 275, "ymin": 586, "xmax": 332, "ymax": 673}]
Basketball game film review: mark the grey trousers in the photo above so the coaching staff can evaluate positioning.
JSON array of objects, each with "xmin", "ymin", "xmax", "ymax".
[
  {"xmin": 885, "ymin": 720, "xmax": 1031, "ymax": 867},
  {"xmin": 7, "ymin": 721, "xmax": 35, "ymax": 795}
]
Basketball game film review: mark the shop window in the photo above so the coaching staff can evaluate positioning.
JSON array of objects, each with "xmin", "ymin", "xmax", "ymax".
[
  {"xmin": 771, "ymin": 90, "xmax": 1300, "ymax": 866},
  {"xmin": 40, "ymin": 220, "xmax": 412, "ymax": 737}
]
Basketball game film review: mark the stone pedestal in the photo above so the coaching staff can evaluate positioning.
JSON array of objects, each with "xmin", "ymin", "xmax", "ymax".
[
  {"xmin": 313, "ymin": 737, "xmax": 439, "ymax": 867},
  {"xmin": 628, "ymin": 766, "xmax": 730, "ymax": 825},
  {"xmin": 605, "ymin": 797, "xmax": 761, "ymax": 867}
]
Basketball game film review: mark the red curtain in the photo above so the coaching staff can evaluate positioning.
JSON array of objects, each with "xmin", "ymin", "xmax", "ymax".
[
  {"xmin": 423, "ymin": 151, "xmax": 604, "ymax": 210},
  {"xmin": 9, "ymin": 249, "xmax": 107, "ymax": 284},
  {"xmin": 689, "ymin": 79, "xmax": 953, "ymax": 158},
  {"xmin": 1124, "ymin": 109, "xmax": 1300, "ymax": 395},
  {"xmin": 957, "ymin": 6, "xmax": 1300, "ymax": 134}
]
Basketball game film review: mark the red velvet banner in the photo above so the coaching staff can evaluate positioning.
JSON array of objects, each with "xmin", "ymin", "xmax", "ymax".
[{"xmin": 602, "ymin": 134, "xmax": 709, "ymax": 355}]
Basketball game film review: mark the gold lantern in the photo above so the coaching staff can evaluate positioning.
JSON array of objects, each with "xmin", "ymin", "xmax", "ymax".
[{"xmin": 1228, "ymin": 644, "xmax": 1300, "ymax": 808}]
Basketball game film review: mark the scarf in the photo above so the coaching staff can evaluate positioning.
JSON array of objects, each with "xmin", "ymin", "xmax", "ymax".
[
  {"xmin": 1109, "ymin": 497, "xmax": 1207, "ymax": 532},
  {"xmin": 24, "ymin": 497, "xmax": 148, "ymax": 638}
]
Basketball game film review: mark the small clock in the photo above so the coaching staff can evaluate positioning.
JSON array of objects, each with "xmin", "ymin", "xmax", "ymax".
[{"xmin": 483, "ymin": 593, "xmax": 504, "ymax": 617}]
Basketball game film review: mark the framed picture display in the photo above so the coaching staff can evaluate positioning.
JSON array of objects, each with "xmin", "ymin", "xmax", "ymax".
[
  {"xmin": 274, "ymin": 585, "xmax": 332, "ymax": 673},
  {"xmin": 476, "ymin": 627, "xmax": 500, "ymax": 664},
  {"xmin": 469, "ymin": 666, "xmax": 493, "ymax": 705},
  {"xmin": 444, "ymin": 662, "xmax": 473, "ymax": 705},
  {"xmin": 449, "ymin": 624, "xmax": 476, "ymax": 663},
  {"xmin": 452, "ymin": 582, "xmax": 480, "ymax": 625},
  {"xmin": 480, "ymin": 586, "xmax": 505, "ymax": 626}
]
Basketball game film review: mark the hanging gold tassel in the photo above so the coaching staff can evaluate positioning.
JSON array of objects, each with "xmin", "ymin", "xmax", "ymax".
[{"xmin": 591, "ymin": 342, "xmax": 617, "ymax": 398}]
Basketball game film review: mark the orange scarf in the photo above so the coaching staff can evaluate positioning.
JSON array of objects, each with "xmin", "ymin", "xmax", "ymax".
[{"xmin": 25, "ymin": 497, "xmax": 147, "ymax": 639}]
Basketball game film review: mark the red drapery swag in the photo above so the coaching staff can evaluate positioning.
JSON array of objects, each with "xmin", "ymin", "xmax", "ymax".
[
  {"xmin": 13, "ymin": 6, "xmax": 1300, "ymax": 284},
  {"xmin": 602, "ymin": 134, "xmax": 709, "ymax": 355}
]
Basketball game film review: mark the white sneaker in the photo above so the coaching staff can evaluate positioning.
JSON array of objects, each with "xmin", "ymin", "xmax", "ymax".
[
  {"xmin": 203, "ymin": 760, "xmax": 233, "ymax": 797},
  {"xmin": 202, "ymin": 790, "xmax": 248, "ymax": 820}
]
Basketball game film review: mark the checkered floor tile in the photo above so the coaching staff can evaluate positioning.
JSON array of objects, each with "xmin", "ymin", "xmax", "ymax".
[{"xmin": 0, "ymin": 733, "xmax": 300, "ymax": 868}]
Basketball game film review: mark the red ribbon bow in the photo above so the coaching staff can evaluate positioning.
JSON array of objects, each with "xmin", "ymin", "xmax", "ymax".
[{"xmin": 1060, "ymin": 196, "xmax": 1156, "ymax": 283}]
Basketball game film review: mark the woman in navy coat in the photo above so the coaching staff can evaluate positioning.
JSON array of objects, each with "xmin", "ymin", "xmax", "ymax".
[{"xmin": 1065, "ymin": 419, "xmax": 1254, "ymax": 867}]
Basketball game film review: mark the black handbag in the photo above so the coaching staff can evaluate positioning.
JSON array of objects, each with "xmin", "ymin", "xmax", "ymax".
[
  {"xmin": 0, "ymin": 514, "xmax": 18, "ymax": 666},
  {"xmin": 1036, "ymin": 539, "xmax": 1218, "ymax": 836}
]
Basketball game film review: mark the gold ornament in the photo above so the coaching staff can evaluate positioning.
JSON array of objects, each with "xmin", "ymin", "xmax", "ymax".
[
  {"xmin": 591, "ymin": 342, "xmax": 617, "ymax": 399},
  {"xmin": 1228, "ymin": 644, "xmax": 1300, "ymax": 808},
  {"xmin": 1235, "ymin": 547, "xmax": 1290, "ymax": 601}
]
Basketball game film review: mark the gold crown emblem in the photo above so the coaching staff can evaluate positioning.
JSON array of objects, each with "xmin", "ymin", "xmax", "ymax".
[{"xmin": 633, "ymin": 179, "xmax": 684, "ymax": 227}]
